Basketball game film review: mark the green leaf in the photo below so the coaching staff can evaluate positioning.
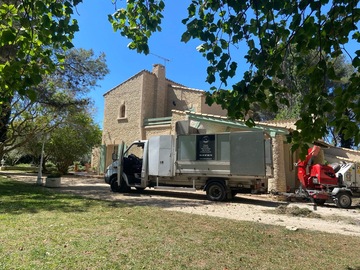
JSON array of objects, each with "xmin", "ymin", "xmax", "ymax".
[
  {"xmin": 1, "ymin": 30, "xmax": 16, "ymax": 43},
  {"xmin": 181, "ymin": 32, "xmax": 191, "ymax": 43},
  {"xmin": 213, "ymin": 45, "xmax": 222, "ymax": 56},
  {"xmin": 206, "ymin": 74, "xmax": 216, "ymax": 84},
  {"xmin": 245, "ymin": 118, "xmax": 255, "ymax": 127},
  {"xmin": 353, "ymin": 56, "xmax": 360, "ymax": 68},
  {"xmin": 206, "ymin": 52, "xmax": 214, "ymax": 61}
]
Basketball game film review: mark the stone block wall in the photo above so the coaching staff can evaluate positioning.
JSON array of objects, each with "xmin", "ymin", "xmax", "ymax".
[
  {"xmin": 102, "ymin": 74, "xmax": 144, "ymax": 147},
  {"xmin": 283, "ymin": 143, "xmax": 297, "ymax": 191},
  {"xmin": 170, "ymin": 110, "xmax": 188, "ymax": 135},
  {"xmin": 153, "ymin": 64, "xmax": 167, "ymax": 117},
  {"xmin": 141, "ymin": 72, "xmax": 157, "ymax": 120},
  {"xmin": 324, "ymin": 146, "xmax": 360, "ymax": 163},
  {"xmin": 200, "ymin": 95, "xmax": 227, "ymax": 116},
  {"xmin": 167, "ymin": 86, "xmax": 203, "ymax": 114},
  {"xmin": 144, "ymin": 125, "xmax": 172, "ymax": 138},
  {"xmin": 268, "ymin": 134, "xmax": 287, "ymax": 193}
]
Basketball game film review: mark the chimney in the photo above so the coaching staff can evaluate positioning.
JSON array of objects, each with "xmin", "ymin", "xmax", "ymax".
[
  {"xmin": 152, "ymin": 64, "xmax": 167, "ymax": 117},
  {"xmin": 153, "ymin": 64, "xmax": 165, "ymax": 81}
]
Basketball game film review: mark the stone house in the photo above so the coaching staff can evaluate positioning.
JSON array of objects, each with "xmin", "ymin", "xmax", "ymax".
[
  {"xmin": 96, "ymin": 64, "xmax": 226, "ymax": 171},
  {"xmin": 93, "ymin": 64, "xmax": 360, "ymax": 193}
]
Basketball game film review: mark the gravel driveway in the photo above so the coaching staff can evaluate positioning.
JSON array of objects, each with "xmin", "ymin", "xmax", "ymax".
[{"xmin": 6, "ymin": 172, "xmax": 360, "ymax": 237}]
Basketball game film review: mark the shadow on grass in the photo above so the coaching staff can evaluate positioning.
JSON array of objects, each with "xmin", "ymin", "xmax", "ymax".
[
  {"xmin": 0, "ymin": 175, "xmax": 289, "ymax": 215},
  {"xmin": 0, "ymin": 178, "xmax": 128, "ymax": 215}
]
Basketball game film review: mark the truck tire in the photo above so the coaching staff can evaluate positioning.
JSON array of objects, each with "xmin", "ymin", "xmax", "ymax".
[
  {"xmin": 335, "ymin": 192, "xmax": 352, "ymax": 209},
  {"xmin": 206, "ymin": 182, "xmax": 226, "ymax": 201},
  {"xmin": 110, "ymin": 175, "xmax": 130, "ymax": 193},
  {"xmin": 110, "ymin": 176, "xmax": 120, "ymax": 192}
]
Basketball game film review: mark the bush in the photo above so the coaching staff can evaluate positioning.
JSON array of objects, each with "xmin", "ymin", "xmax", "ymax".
[{"xmin": 47, "ymin": 171, "xmax": 62, "ymax": 178}]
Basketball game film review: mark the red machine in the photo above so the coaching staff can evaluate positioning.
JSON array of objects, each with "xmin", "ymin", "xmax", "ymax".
[{"xmin": 296, "ymin": 145, "xmax": 353, "ymax": 208}]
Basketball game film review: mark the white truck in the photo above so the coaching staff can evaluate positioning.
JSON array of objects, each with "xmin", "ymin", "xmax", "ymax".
[{"xmin": 104, "ymin": 131, "xmax": 273, "ymax": 201}]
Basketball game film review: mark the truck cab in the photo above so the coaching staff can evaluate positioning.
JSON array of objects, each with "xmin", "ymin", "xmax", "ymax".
[{"xmin": 104, "ymin": 140, "xmax": 148, "ymax": 192}]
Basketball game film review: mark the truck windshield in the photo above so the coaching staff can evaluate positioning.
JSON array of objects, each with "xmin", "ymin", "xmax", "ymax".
[{"xmin": 124, "ymin": 143, "xmax": 144, "ymax": 159}]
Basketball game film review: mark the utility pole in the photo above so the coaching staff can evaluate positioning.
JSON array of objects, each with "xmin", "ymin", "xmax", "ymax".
[
  {"xmin": 37, "ymin": 140, "xmax": 45, "ymax": 185},
  {"xmin": 37, "ymin": 134, "xmax": 49, "ymax": 185}
]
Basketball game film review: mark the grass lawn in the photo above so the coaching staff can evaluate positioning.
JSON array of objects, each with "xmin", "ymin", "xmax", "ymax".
[{"xmin": 1, "ymin": 177, "xmax": 360, "ymax": 270}]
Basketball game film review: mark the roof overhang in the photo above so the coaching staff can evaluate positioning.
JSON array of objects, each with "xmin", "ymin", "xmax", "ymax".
[{"xmin": 185, "ymin": 111, "xmax": 290, "ymax": 137}]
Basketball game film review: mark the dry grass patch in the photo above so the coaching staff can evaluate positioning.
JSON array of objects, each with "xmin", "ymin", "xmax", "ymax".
[
  {"xmin": 271, "ymin": 205, "xmax": 360, "ymax": 226},
  {"xmin": 273, "ymin": 205, "xmax": 322, "ymax": 218}
]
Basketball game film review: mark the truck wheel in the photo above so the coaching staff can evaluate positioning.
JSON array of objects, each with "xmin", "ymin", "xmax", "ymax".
[
  {"xmin": 206, "ymin": 182, "xmax": 226, "ymax": 201},
  {"xmin": 110, "ymin": 175, "xmax": 130, "ymax": 193},
  {"xmin": 336, "ymin": 192, "xmax": 352, "ymax": 209},
  {"xmin": 110, "ymin": 176, "xmax": 120, "ymax": 192}
]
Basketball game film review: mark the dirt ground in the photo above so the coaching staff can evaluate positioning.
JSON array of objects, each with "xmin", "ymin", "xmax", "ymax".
[{"xmin": 4, "ymin": 172, "xmax": 360, "ymax": 237}]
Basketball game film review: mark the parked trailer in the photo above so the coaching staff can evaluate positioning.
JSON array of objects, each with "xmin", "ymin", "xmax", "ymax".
[{"xmin": 105, "ymin": 131, "xmax": 273, "ymax": 201}]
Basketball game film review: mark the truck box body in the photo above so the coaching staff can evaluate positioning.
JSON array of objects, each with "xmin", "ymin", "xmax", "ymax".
[
  {"xmin": 148, "ymin": 135, "xmax": 174, "ymax": 177},
  {"xmin": 148, "ymin": 131, "xmax": 272, "ymax": 179}
]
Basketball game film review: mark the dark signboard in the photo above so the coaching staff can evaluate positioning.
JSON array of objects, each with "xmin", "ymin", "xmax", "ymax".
[{"xmin": 196, "ymin": 134, "xmax": 215, "ymax": 160}]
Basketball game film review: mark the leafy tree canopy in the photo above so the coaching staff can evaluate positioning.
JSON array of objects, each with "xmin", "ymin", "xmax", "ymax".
[
  {"xmin": 46, "ymin": 110, "xmax": 102, "ymax": 174},
  {"xmin": 109, "ymin": 0, "xmax": 360, "ymax": 151},
  {"xmin": 0, "ymin": 0, "xmax": 82, "ymax": 102},
  {"xmin": 1, "ymin": 48, "xmax": 108, "ymax": 160}
]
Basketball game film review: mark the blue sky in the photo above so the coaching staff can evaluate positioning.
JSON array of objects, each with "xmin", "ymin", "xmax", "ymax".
[
  {"xmin": 72, "ymin": 1, "xmax": 359, "ymax": 128},
  {"xmin": 72, "ymin": 1, "xmax": 232, "ymax": 127}
]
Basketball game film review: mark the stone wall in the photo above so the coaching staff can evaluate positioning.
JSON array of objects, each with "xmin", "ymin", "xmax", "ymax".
[
  {"xmin": 283, "ymin": 143, "xmax": 297, "ymax": 190},
  {"xmin": 153, "ymin": 64, "xmax": 167, "ymax": 117},
  {"xmin": 166, "ymin": 86, "xmax": 227, "ymax": 117},
  {"xmin": 144, "ymin": 125, "xmax": 172, "ymax": 138},
  {"xmin": 200, "ymin": 95, "xmax": 227, "ymax": 116},
  {"xmin": 141, "ymin": 71, "xmax": 157, "ymax": 120},
  {"xmin": 102, "ymin": 73, "xmax": 144, "ymax": 147},
  {"xmin": 166, "ymin": 86, "xmax": 203, "ymax": 114},
  {"xmin": 170, "ymin": 110, "xmax": 188, "ymax": 135},
  {"xmin": 323, "ymin": 146, "xmax": 360, "ymax": 163},
  {"xmin": 268, "ymin": 134, "xmax": 287, "ymax": 193}
]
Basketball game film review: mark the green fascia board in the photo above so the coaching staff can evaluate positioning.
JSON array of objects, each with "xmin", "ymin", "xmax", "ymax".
[{"xmin": 144, "ymin": 117, "xmax": 172, "ymax": 126}]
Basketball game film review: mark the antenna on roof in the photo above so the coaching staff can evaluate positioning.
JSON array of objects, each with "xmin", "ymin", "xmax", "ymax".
[{"xmin": 150, "ymin": 53, "xmax": 170, "ymax": 66}]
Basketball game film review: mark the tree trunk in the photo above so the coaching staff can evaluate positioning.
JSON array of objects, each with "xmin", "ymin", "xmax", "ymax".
[{"xmin": 0, "ymin": 97, "xmax": 13, "ymax": 158}]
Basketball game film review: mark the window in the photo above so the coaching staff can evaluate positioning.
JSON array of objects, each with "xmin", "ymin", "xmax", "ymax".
[
  {"xmin": 120, "ymin": 104, "xmax": 126, "ymax": 118},
  {"xmin": 117, "ymin": 101, "xmax": 127, "ymax": 121}
]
